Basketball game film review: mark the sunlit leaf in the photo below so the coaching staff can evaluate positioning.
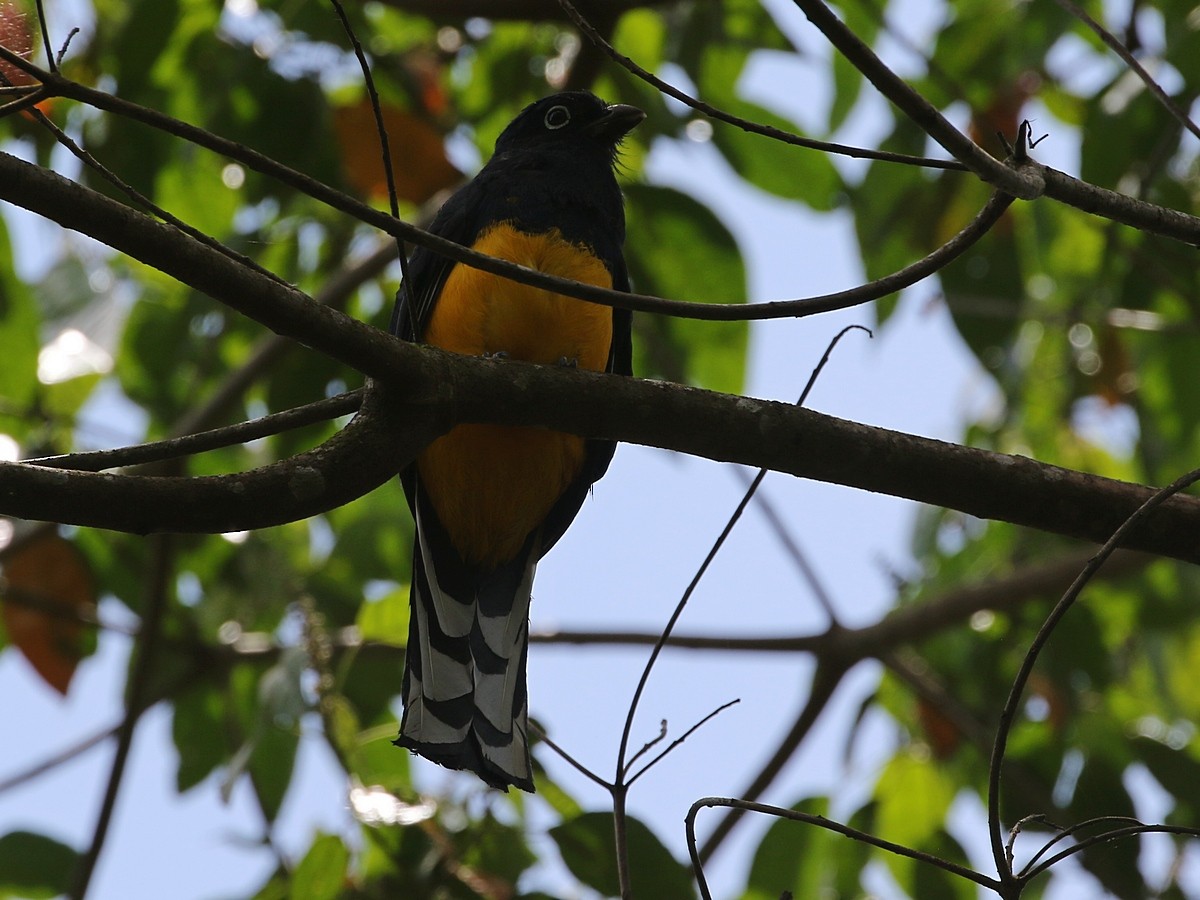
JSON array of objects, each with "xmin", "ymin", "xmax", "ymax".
[{"xmin": 291, "ymin": 833, "xmax": 349, "ymax": 900}]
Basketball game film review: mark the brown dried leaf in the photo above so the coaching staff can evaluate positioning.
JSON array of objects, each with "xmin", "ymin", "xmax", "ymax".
[{"xmin": 2, "ymin": 532, "xmax": 97, "ymax": 694}]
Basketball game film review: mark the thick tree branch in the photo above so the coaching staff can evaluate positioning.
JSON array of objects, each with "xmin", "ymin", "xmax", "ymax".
[
  {"xmin": 1, "ymin": 138, "xmax": 1199, "ymax": 555},
  {"xmin": 1, "ymin": 144, "xmax": 1199, "ymax": 554},
  {"xmin": 0, "ymin": 384, "xmax": 427, "ymax": 533}
]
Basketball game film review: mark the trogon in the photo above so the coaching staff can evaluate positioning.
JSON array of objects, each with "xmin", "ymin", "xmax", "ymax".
[{"xmin": 391, "ymin": 92, "xmax": 643, "ymax": 791}]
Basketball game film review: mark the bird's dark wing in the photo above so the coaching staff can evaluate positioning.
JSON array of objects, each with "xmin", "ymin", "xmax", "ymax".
[
  {"xmin": 392, "ymin": 181, "xmax": 486, "ymax": 515},
  {"xmin": 391, "ymin": 182, "xmax": 484, "ymax": 344}
]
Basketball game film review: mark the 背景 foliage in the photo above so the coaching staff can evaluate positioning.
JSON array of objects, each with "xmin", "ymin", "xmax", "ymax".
[{"xmin": 0, "ymin": 0, "xmax": 1199, "ymax": 897}]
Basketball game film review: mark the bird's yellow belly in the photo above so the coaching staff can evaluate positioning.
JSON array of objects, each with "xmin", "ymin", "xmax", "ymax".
[{"xmin": 417, "ymin": 224, "xmax": 614, "ymax": 568}]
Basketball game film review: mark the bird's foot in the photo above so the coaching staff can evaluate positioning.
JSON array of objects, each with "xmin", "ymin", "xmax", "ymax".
[
  {"xmin": 557, "ymin": 356, "xmax": 579, "ymax": 368},
  {"xmin": 482, "ymin": 350, "xmax": 510, "ymax": 361}
]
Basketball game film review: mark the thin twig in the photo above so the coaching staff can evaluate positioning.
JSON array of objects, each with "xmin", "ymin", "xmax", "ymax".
[
  {"xmin": 556, "ymin": 0, "xmax": 966, "ymax": 172},
  {"xmin": 0, "ymin": 722, "xmax": 120, "ymax": 795},
  {"xmin": 24, "ymin": 102, "xmax": 292, "ymax": 291},
  {"xmin": 33, "ymin": 0, "xmax": 54, "ymax": 73},
  {"xmin": 1022, "ymin": 822, "xmax": 1200, "ymax": 883},
  {"xmin": 0, "ymin": 49, "xmax": 1030, "ymax": 317},
  {"xmin": 616, "ymin": 324, "xmax": 869, "ymax": 781},
  {"xmin": 529, "ymin": 724, "xmax": 612, "ymax": 791},
  {"xmin": 1016, "ymin": 815, "xmax": 1139, "ymax": 877},
  {"xmin": 624, "ymin": 719, "xmax": 668, "ymax": 774},
  {"xmin": 687, "ymin": 797, "xmax": 1004, "ymax": 900},
  {"xmin": 1054, "ymin": 0, "xmax": 1200, "ymax": 143},
  {"xmin": 328, "ymin": 0, "xmax": 410, "ymax": 287},
  {"xmin": 985, "ymin": 466, "xmax": 1200, "ymax": 887},
  {"xmin": 696, "ymin": 657, "xmax": 845, "ymax": 863},
  {"xmin": 731, "ymin": 468, "xmax": 840, "ymax": 625},
  {"xmin": 627, "ymin": 700, "xmax": 740, "ymax": 787},
  {"xmin": 789, "ymin": 0, "xmax": 1043, "ymax": 199},
  {"xmin": 24, "ymin": 391, "xmax": 364, "ymax": 472},
  {"xmin": 69, "ymin": 535, "xmax": 174, "ymax": 899},
  {"xmin": 610, "ymin": 329, "xmax": 867, "ymax": 897}
]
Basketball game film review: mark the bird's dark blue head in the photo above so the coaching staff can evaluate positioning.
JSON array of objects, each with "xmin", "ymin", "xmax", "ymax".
[{"xmin": 494, "ymin": 92, "xmax": 645, "ymax": 161}]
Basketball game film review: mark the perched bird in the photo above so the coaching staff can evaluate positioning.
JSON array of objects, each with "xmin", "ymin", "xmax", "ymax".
[{"xmin": 391, "ymin": 92, "xmax": 643, "ymax": 791}]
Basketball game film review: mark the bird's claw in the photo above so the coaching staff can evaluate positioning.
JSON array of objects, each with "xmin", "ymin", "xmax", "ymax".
[
  {"xmin": 557, "ymin": 356, "xmax": 579, "ymax": 368},
  {"xmin": 483, "ymin": 350, "xmax": 510, "ymax": 361}
]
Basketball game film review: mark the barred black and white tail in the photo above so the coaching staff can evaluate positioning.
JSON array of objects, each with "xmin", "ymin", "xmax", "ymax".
[{"xmin": 395, "ymin": 496, "xmax": 538, "ymax": 792}]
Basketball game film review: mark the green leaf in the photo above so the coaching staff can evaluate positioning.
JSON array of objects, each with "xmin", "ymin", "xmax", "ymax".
[
  {"xmin": 1067, "ymin": 755, "xmax": 1142, "ymax": 897},
  {"xmin": 874, "ymin": 751, "xmax": 956, "ymax": 850},
  {"xmin": 1131, "ymin": 737, "xmax": 1200, "ymax": 827},
  {"xmin": 0, "ymin": 219, "xmax": 40, "ymax": 414},
  {"xmin": 460, "ymin": 813, "xmax": 537, "ymax": 885},
  {"xmin": 0, "ymin": 831, "xmax": 79, "ymax": 899},
  {"xmin": 290, "ymin": 833, "xmax": 349, "ymax": 900},
  {"xmin": 624, "ymin": 184, "xmax": 748, "ymax": 394},
  {"xmin": 889, "ymin": 829, "xmax": 975, "ymax": 900},
  {"xmin": 709, "ymin": 100, "xmax": 844, "ymax": 210},
  {"xmin": 550, "ymin": 812, "xmax": 693, "ymax": 899},
  {"xmin": 356, "ymin": 586, "xmax": 410, "ymax": 646},
  {"xmin": 742, "ymin": 797, "xmax": 871, "ymax": 900},
  {"xmin": 172, "ymin": 682, "xmax": 227, "ymax": 792}
]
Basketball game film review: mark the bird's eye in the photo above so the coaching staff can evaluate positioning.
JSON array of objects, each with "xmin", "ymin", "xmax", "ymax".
[{"xmin": 543, "ymin": 105, "xmax": 571, "ymax": 130}]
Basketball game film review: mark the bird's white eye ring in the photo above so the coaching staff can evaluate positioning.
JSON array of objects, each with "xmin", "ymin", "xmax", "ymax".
[{"xmin": 543, "ymin": 105, "xmax": 571, "ymax": 130}]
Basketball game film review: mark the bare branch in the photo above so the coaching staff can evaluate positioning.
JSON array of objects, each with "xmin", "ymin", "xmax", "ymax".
[
  {"xmin": 2, "ymin": 384, "xmax": 424, "ymax": 534},
  {"xmin": 688, "ymin": 796, "xmax": 1004, "ymax": 899},
  {"xmin": 627, "ymin": 700, "xmax": 740, "ymax": 787},
  {"xmin": 27, "ymin": 392, "xmax": 363, "ymax": 473}
]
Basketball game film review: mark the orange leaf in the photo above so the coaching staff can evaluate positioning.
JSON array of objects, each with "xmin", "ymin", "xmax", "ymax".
[
  {"xmin": 333, "ymin": 100, "xmax": 461, "ymax": 205},
  {"xmin": 917, "ymin": 697, "xmax": 963, "ymax": 759},
  {"xmin": 2, "ymin": 532, "xmax": 97, "ymax": 695}
]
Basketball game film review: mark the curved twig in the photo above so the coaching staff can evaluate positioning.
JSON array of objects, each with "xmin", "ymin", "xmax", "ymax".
[
  {"xmin": 986, "ymin": 466, "xmax": 1200, "ymax": 886},
  {"xmin": 687, "ymin": 797, "xmax": 1004, "ymax": 900},
  {"xmin": 626, "ymin": 699, "xmax": 740, "ymax": 787},
  {"xmin": 1021, "ymin": 822, "xmax": 1200, "ymax": 883},
  {"xmin": 0, "ymin": 48, "xmax": 1018, "ymax": 318},
  {"xmin": 329, "ymin": 0, "xmax": 411, "ymax": 287},
  {"xmin": 616, "ymin": 325, "xmax": 869, "ymax": 783},
  {"xmin": 26, "ymin": 391, "xmax": 364, "ymax": 472},
  {"xmin": 556, "ymin": 0, "xmax": 966, "ymax": 171}
]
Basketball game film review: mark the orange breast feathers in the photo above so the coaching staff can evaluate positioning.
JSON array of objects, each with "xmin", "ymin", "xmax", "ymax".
[{"xmin": 416, "ymin": 224, "xmax": 615, "ymax": 569}]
